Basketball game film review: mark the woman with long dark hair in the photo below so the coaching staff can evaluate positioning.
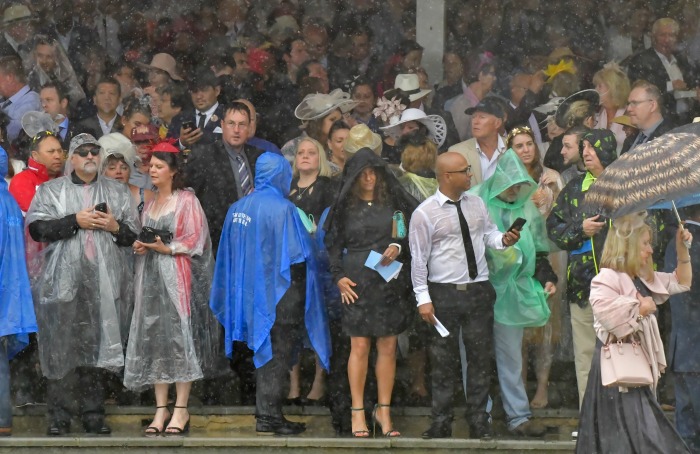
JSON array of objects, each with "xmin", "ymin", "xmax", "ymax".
[
  {"xmin": 324, "ymin": 149, "xmax": 418, "ymax": 438},
  {"xmin": 124, "ymin": 142, "xmax": 222, "ymax": 436}
]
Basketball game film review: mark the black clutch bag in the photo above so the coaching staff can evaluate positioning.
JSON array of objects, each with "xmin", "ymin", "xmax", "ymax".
[{"xmin": 138, "ymin": 226, "xmax": 173, "ymax": 244}]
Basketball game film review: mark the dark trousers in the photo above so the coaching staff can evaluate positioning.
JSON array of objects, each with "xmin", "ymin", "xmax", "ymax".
[
  {"xmin": 675, "ymin": 372, "xmax": 700, "ymax": 453},
  {"xmin": 47, "ymin": 367, "xmax": 105, "ymax": 427},
  {"xmin": 326, "ymin": 318, "xmax": 351, "ymax": 431},
  {"xmin": 0, "ymin": 339, "xmax": 10, "ymax": 428},
  {"xmin": 427, "ymin": 281, "xmax": 496, "ymax": 426},
  {"xmin": 255, "ymin": 268, "xmax": 305, "ymax": 419}
]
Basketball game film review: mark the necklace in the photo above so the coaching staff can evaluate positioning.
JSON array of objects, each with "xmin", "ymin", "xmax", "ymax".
[{"xmin": 294, "ymin": 180, "xmax": 316, "ymax": 201}]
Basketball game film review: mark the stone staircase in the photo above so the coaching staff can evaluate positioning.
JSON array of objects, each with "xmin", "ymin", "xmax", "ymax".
[{"xmin": 1, "ymin": 405, "xmax": 579, "ymax": 453}]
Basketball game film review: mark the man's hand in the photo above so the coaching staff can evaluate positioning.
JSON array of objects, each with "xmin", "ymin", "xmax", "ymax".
[
  {"xmin": 502, "ymin": 229, "xmax": 520, "ymax": 247},
  {"xmin": 93, "ymin": 209, "xmax": 119, "ymax": 233},
  {"xmin": 583, "ymin": 214, "xmax": 605, "ymax": 237},
  {"xmin": 76, "ymin": 207, "xmax": 101, "ymax": 230},
  {"xmin": 418, "ymin": 302, "xmax": 436, "ymax": 325},
  {"xmin": 180, "ymin": 126, "xmax": 203, "ymax": 147},
  {"xmin": 672, "ymin": 79, "xmax": 688, "ymax": 90}
]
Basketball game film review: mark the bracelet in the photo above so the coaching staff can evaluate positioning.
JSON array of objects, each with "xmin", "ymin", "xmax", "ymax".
[{"xmin": 636, "ymin": 314, "xmax": 645, "ymax": 322}]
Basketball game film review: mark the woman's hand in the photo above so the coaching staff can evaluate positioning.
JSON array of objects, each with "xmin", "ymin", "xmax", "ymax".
[
  {"xmin": 677, "ymin": 225, "xmax": 693, "ymax": 251},
  {"xmin": 133, "ymin": 237, "xmax": 172, "ymax": 256},
  {"xmin": 637, "ymin": 292, "xmax": 657, "ymax": 317},
  {"xmin": 337, "ymin": 277, "xmax": 358, "ymax": 304},
  {"xmin": 582, "ymin": 215, "xmax": 605, "ymax": 237},
  {"xmin": 543, "ymin": 282, "xmax": 556, "ymax": 297},
  {"xmin": 380, "ymin": 245, "xmax": 400, "ymax": 266}
]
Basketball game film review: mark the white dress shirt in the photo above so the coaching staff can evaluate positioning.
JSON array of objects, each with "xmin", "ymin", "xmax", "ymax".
[
  {"xmin": 655, "ymin": 50, "xmax": 688, "ymax": 114},
  {"xmin": 98, "ymin": 114, "xmax": 117, "ymax": 137},
  {"xmin": 195, "ymin": 102, "xmax": 219, "ymax": 129},
  {"xmin": 476, "ymin": 135, "xmax": 506, "ymax": 181},
  {"xmin": 409, "ymin": 189, "xmax": 506, "ymax": 306}
]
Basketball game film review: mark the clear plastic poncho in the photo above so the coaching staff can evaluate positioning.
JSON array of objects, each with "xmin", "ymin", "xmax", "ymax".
[
  {"xmin": 470, "ymin": 149, "xmax": 551, "ymax": 327},
  {"xmin": 25, "ymin": 176, "xmax": 140, "ymax": 379},
  {"xmin": 26, "ymin": 35, "xmax": 86, "ymax": 104},
  {"xmin": 124, "ymin": 189, "xmax": 226, "ymax": 390}
]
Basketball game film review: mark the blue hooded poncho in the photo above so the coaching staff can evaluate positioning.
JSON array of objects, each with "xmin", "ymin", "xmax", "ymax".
[
  {"xmin": 0, "ymin": 147, "xmax": 37, "ymax": 358},
  {"xmin": 209, "ymin": 152, "xmax": 331, "ymax": 369}
]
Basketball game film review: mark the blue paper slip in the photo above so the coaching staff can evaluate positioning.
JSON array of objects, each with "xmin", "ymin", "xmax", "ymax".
[{"xmin": 364, "ymin": 250, "xmax": 403, "ymax": 282}]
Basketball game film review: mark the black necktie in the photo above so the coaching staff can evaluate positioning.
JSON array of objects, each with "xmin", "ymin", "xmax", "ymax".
[
  {"xmin": 1, "ymin": 99, "xmax": 11, "ymax": 110},
  {"xmin": 197, "ymin": 113, "xmax": 206, "ymax": 130},
  {"xmin": 637, "ymin": 132, "xmax": 647, "ymax": 146},
  {"xmin": 446, "ymin": 199, "xmax": 478, "ymax": 279}
]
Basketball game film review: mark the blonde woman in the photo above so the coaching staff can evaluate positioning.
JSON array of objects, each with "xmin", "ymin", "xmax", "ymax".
[
  {"xmin": 593, "ymin": 64, "xmax": 631, "ymax": 153},
  {"xmin": 576, "ymin": 212, "xmax": 692, "ymax": 453}
]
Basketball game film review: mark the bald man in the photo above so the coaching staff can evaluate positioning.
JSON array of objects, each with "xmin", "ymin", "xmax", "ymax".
[
  {"xmin": 409, "ymin": 152, "xmax": 519, "ymax": 440},
  {"xmin": 236, "ymin": 98, "xmax": 282, "ymax": 155}
]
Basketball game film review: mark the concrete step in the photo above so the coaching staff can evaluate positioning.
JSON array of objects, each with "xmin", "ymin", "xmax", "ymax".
[{"xmin": 1, "ymin": 406, "xmax": 579, "ymax": 453}]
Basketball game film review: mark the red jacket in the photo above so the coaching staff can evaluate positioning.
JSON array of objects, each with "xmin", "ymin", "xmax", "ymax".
[{"xmin": 9, "ymin": 158, "xmax": 52, "ymax": 213}]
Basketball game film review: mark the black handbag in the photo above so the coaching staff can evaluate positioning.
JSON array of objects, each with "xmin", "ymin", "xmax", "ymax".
[{"xmin": 138, "ymin": 226, "xmax": 173, "ymax": 244}]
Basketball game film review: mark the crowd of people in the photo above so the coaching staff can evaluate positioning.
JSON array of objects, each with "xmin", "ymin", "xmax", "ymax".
[{"xmin": 0, "ymin": 0, "xmax": 699, "ymax": 450}]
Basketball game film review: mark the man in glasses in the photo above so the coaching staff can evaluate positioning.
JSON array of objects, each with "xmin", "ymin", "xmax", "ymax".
[
  {"xmin": 621, "ymin": 80, "xmax": 674, "ymax": 154},
  {"xmin": 26, "ymin": 133, "xmax": 139, "ymax": 436},
  {"xmin": 409, "ymin": 151, "xmax": 519, "ymax": 440}
]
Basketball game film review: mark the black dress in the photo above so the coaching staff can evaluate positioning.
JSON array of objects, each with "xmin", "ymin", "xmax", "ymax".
[
  {"xmin": 289, "ymin": 176, "xmax": 338, "ymax": 221},
  {"xmin": 328, "ymin": 199, "xmax": 410, "ymax": 337},
  {"xmin": 575, "ymin": 340, "xmax": 691, "ymax": 453}
]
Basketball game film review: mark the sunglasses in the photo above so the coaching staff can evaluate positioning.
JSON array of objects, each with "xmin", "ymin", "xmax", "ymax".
[{"xmin": 74, "ymin": 147, "xmax": 100, "ymax": 157}]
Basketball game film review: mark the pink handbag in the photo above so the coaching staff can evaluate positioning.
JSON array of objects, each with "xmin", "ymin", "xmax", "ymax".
[{"xmin": 600, "ymin": 335, "xmax": 653, "ymax": 388}]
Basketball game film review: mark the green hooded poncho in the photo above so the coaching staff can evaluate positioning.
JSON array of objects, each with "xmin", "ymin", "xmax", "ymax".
[{"xmin": 469, "ymin": 149, "xmax": 551, "ymax": 327}]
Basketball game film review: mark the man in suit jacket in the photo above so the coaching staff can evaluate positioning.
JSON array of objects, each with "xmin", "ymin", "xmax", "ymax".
[
  {"xmin": 621, "ymin": 80, "xmax": 675, "ymax": 154},
  {"xmin": 169, "ymin": 69, "xmax": 224, "ymax": 149},
  {"xmin": 447, "ymin": 97, "xmax": 507, "ymax": 187},
  {"xmin": 185, "ymin": 101, "xmax": 263, "ymax": 254},
  {"xmin": 626, "ymin": 18, "xmax": 699, "ymax": 124},
  {"xmin": 40, "ymin": 81, "xmax": 84, "ymax": 150},
  {"xmin": 665, "ymin": 205, "xmax": 700, "ymax": 452},
  {"xmin": 77, "ymin": 77, "xmax": 121, "ymax": 139}
]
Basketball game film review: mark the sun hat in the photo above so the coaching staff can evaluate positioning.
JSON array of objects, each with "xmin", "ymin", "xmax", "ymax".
[
  {"xmin": 294, "ymin": 89, "xmax": 359, "ymax": 121},
  {"xmin": 611, "ymin": 115, "xmax": 636, "ymax": 128},
  {"xmin": 555, "ymin": 89, "xmax": 600, "ymax": 129},
  {"xmin": 384, "ymin": 73, "xmax": 431, "ymax": 102},
  {"xmin": 137, "ymin": 53, "xmax": 183, "ymax": 81},
  {"xmin": 380, "ymin": 108, "xmax": 447, "ymax": 147},
  {"xmin": 343, "ymin": 124, "xmax": 383, "ymax": 156},
  {"xmin": 2, "ymin": 4, "xmax": 31, "ymax": 25}
]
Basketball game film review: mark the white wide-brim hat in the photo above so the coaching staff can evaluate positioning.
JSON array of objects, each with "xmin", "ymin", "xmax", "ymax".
[
  {"xmin": 295, "ymin": 89, "xmax": 359, "ymax": 121},
  {"xmin": 380, "ymin": 108, "xmax": 446, "ymax": 147}
]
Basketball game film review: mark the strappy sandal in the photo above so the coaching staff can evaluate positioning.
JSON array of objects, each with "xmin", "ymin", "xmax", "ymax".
[
  {"xmin": 350, "ymin": 407, "xmax": 370, "ymax": 438},
  {"xmin": 164, "ymin": 406, "xmax": 190, "ymax": 436},
  {"xmin": 144, "ymin": 406, "xmax": 171, "ymax": 437},
  {"xmin": 372, "ymin": 403, "xmax": 400, "ymax": 437}
]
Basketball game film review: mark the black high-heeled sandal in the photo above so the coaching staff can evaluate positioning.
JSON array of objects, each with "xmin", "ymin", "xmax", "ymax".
[
  {"xmin": 372, "ymin": 403, "xmax": 400, "ymax": 437},
  {"xmin": 144, "ymin": 406, "xmax": 171, "ymax": 437},
  {"xmin": 164, "ymin": 406, "xmax": 190, "ymax": 436},
  {"xmin": 350, "ymin": 407, "xmax": 370, "ymax": 438}
]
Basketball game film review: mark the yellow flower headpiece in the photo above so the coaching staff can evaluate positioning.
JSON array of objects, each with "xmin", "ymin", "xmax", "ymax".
[{"xmin": 543, "ymin": 59, "xmax": 576, "ymax": 82}]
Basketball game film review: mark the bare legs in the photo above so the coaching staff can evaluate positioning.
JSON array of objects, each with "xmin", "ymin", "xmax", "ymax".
[
  {"xmin": 348, "ymin": 336, "xmax": 398, "ymax": 434},
  {"xmin": 146, "ymin": 382, "xmax": 191, "ymax": 435},
  {"xmin": 287, "ymin": 355, "xmax": 326, "ymax": 402}
]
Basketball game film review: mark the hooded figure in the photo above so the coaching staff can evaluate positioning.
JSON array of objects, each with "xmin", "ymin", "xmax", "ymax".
[
  {"xmin": 209, "ymin": 152, "xmax": 330, "ymax": 435},
  {"xmin": 471, "ymin": 149, "xmax": 554, "ymax": 327},
  {"xmin": 0, "ymin": 146, "xmax": 37, "ymax": 359}
]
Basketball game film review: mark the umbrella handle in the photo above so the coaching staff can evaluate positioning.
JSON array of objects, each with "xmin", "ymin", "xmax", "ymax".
[{"xmin": 672, "ymin": 201, "xmax": 692, "ymax": 250}]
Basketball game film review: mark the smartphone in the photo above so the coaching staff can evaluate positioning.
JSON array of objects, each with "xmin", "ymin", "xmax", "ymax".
[
  {"xmin": 182, "ymin": 120, "xmax": 196, "ymax": 131},
  {"xmin": 508, "ymin": 217, "xmax": 527, "ymax": 232},
  {"xmin": 95, "ymin": 202, "xmax": 108, "ymax": 213}
]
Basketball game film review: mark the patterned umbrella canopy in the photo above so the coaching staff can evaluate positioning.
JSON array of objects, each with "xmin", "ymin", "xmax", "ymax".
[{"xmin": 582, "ymin": 123, "xmax": 700, "ymax": 219}]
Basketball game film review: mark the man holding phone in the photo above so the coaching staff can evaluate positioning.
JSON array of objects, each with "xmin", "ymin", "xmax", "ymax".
[
  {"xmin": 168, "ymin": 69, "xmax": 224, "ymax": 148},
  {"xmin": 25, "ymin": 134, "xmax": 139, "ymax": 436},
  {"xmin": 409, "ymin": 152, "xmax": 519, "ymax": 440}
]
